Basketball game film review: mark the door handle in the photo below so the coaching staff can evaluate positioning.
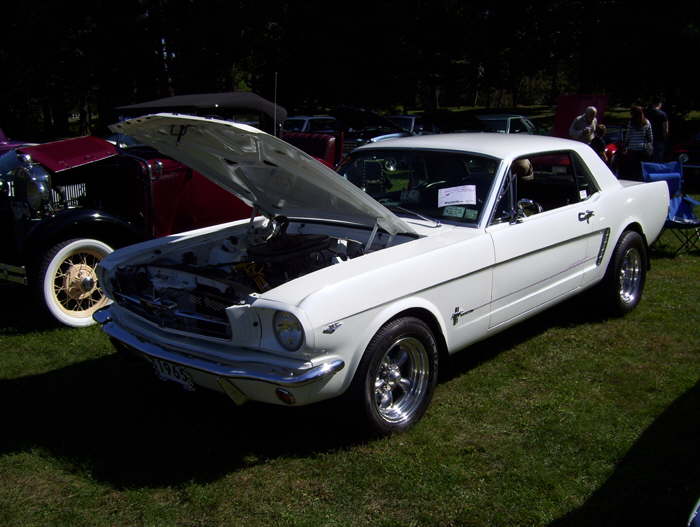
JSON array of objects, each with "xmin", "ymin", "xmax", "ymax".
[{"xmin": 578, "ymin": 210, "xmax": 594, "ymax": 223}]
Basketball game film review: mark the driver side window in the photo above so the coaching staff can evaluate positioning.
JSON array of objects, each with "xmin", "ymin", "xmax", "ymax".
[{"xmin": 490, "ymin": 151, "xmax": 596, "ymax": 224}]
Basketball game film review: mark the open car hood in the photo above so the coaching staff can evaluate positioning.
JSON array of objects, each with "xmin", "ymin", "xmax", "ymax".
[{"xmin": 110, "ymin": 114, "xmax": 415, "ymax": 236}]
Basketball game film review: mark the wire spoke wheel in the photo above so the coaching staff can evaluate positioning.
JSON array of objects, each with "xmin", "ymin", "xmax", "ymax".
[{"xmin": 37, "ymin": 238, "xmax": 113, "ymax": 327}]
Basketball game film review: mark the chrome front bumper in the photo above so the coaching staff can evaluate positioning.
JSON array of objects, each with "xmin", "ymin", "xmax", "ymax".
[{"xmin": 94, "ymin": 307, "xmax": 345, "ymax": 389}]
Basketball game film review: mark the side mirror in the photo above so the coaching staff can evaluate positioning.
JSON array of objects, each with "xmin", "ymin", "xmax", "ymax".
[{"xmin": 514, "ymin": 198, "xmax": 543, "ymax": 220}]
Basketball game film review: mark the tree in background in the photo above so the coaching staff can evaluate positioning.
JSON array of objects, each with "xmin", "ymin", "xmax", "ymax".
[{"xmin": 1, "ymin": 0, "xmax": 697, "ymax": 140}]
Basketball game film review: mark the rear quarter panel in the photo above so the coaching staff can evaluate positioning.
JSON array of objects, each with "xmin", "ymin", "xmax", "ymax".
[{"xmin": 585, "ymin": 179, "xmax": 668, "ymax": 287}]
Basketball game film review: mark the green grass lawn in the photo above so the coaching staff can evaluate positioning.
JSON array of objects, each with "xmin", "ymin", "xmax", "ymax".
[{"xmin": 1, "ymin": 232, "xmax": 699, "ymax": 527}]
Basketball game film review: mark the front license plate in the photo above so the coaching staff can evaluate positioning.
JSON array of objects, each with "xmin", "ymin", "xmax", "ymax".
[{"xmin": 150, "ymin": 358, "xmax": 195, "ymax": 391}]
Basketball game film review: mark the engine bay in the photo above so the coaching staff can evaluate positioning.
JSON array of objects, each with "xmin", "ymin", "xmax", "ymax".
[{"xmin": 111, "ymin": 216, "xmax": 375, "ymax": 334}]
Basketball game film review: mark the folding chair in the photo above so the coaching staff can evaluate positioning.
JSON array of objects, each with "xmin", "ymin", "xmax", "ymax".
[{"xmin": 641, "ymin": 161, "xmax": 700, "ymax": 256}]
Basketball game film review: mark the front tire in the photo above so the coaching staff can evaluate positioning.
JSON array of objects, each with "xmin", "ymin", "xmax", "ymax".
[
  {"xmin": 600, "ymin": 230, "xmax": 647, "ymax": 316},
  {"xmin": 350, "ymin": 317, "xmax": 439, "ymax": 435},
  {"xmin": 34, "ymin": 238, "xmax": 113, "ymax": 327}
]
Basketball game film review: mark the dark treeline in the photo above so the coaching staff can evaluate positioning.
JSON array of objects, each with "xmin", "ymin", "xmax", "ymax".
[{"xmin": 1, "ymin": 0, "xmax": 697, "ymax": 140}]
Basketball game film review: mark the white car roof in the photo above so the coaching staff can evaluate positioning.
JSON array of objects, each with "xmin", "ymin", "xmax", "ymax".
[
  {"xmin": 355, "ymin": 133, "xmax": 577, "ymax": 160},
  {"xmin": 355, "ymin": 132, "xmax": 621, "ymax": 190}
]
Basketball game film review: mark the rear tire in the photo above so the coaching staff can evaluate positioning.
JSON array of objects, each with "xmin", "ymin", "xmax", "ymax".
[
  {"xmin": 34, "ymin": 238, "xmax": 113, "ymax": 327},
  {"xmin": 349, "ymin": 317, "xmax": 438, "ymax": 435},
  {"xmin": 599, "ymin": 230, "xmax": 647, "ymax": 316}
]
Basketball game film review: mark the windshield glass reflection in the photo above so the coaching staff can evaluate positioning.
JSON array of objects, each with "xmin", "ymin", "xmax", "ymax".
[{"xmin": 338, "ymin": 149, "xmax": 499, "ymax": 225}]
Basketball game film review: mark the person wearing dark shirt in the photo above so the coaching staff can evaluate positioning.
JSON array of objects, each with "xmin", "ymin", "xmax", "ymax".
[
  {"xmin": 646, "ymin": 100, "xmax": 669, "ymax": 162},
  {"xmin": 590, "ymin": 124, "xmax": 608, "ymax": 162}
]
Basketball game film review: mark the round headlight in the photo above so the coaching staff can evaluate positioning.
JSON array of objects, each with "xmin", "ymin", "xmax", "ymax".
[{"xmin": 273, "ymin": 311, "xmax": 304, "ymax": 351}]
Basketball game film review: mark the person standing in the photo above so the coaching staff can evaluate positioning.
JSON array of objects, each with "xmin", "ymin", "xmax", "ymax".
[
  {"xmin": 646, "ymin": 99, "xmax": 669, "ymax": 162},
  {"xmin": 590, "ymin": 124, "xmax": 609, "ymax": 162},
  {"xmin": 569, "ymin": 106, "xmax": 598, "ymax": 144},
  {"xmin": 620, "ymin": 105, "xmax": 653, "ymax": 180}
]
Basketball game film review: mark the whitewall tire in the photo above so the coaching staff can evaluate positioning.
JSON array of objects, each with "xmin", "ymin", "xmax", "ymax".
[{"xmin": 36, "ymin": 238, "xmax": 113, "ymax": 327}]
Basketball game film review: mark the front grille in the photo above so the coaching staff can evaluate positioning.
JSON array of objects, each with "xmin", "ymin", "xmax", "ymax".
[
  {"xmin": 115, "ymin": 292, "xmax": 232, "ymax": 339},
  {"xmin": 53, "ymin": 183, "xmax": 86, "ymax": 208}
]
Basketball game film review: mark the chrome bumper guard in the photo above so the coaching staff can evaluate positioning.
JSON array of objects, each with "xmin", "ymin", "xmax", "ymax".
[{"xmin": 93, "ymin": 307, "xmax": 345, "ymax": 388}]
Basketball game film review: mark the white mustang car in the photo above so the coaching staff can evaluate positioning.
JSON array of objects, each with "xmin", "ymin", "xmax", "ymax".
[{"xmin": 95, "ymin": 114, "xmax": 668, "ymax": 435}]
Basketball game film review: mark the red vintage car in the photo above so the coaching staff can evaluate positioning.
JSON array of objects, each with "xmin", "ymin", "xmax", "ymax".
[
  {"xmin": 0, "ymin": 92, "xmax": 362, "ymax": 327},
  {"xmin": 0, "ymin": 135, "xmax": 252, "ymax": 327}
]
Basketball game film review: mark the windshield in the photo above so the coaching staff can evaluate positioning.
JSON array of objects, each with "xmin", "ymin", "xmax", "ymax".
[
  {"xmin": 308, "ymin": 118, "xmax": 337, "ymax": 132},
  {"xmin": 480, "ymin": 119, "xmax": 508, "ymax": 133},
  {"xmin": 283, "ymin": 119, "xmax": 306, "ymax": 131},
  {"xmin": 338, "ymin": 149, "xmax": 500, "ymax": 225},
  {"xmin": 389, "ymin": 116, "xmax": 413, "ymax": 130}
]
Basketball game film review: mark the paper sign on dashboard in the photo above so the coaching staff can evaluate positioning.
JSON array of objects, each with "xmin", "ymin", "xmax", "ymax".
[{"xmin": 438, "ymin": 185, "xmax": 476, "ymax": 207}]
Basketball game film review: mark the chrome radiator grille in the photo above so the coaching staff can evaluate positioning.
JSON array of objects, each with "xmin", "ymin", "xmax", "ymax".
[
  {"xmin": 52, "ymin": 183, "xmax": 87, "ymax": 208},
  {"xmin": 115, "ymin": 292, "xmax": 232, "ymax": 339}
]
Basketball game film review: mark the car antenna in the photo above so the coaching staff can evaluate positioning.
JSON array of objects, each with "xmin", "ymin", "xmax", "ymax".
[{"xmin": 273, "ymin": 71, "xmax": 278, "ymax": 137}]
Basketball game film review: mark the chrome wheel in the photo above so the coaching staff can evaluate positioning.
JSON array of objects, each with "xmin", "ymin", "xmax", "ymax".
[
  {"xmin": 618, "ymin": 246, "xmax": 642, "ymax": 305},
  {"xmin": 600, "ymin": 230, "xmax": 647, "ymax": 317},
  {"xmin": 351, "ymin": 317, "xmax": 438, "ymax": 435},
  {"xmin": 372, "ymin": 336, "xmax": 431, "ymax": 425}
]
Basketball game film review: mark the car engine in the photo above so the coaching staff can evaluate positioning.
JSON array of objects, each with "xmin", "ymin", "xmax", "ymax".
[{"xmin": 111, "ymin": 217, "xmax": 365, "ymax": 338}]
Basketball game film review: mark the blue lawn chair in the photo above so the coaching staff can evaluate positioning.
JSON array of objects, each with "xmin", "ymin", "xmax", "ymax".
[{"xmin": 641, "ymin": 161, "xmax": 700, "ymax": 256}]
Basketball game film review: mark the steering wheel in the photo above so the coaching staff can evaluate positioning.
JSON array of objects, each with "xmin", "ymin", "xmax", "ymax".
[{"xmin": 419, "ymin": 180, "xmax": 447, "ymax": 190}]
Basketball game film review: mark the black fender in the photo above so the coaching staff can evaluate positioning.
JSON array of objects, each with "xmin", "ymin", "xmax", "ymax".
[{"xmin": 21, "ymin": 208, "xmax": 145, "ymax": 263}]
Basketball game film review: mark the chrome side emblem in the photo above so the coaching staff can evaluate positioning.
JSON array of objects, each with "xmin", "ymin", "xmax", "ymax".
[{"xmin": 323, "ymin": 322, "xmax": 343, "ymax": 334}]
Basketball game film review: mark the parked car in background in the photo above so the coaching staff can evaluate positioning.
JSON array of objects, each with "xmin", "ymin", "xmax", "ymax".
[
  {"xmin": 0, "ymin": 92, "xmax": 290, "ymax": 328},
  {"xmin": 332, "ymin": 106, "xmax": 413, "ymax": 154},
  {"xmin": 672, "ymin": 130, "xmax": 700, "ymax": 168},
  {"xmin": 476, "ymin": 114, "xmax": 537, "ymax": 134},
  {"xmin": 600, "ymin": 124, "xmax": 626, "ymax": 168},
  {"xmin": 388, "ymin": 115, "xmax": 438, "ymax": 135},
  {"xmin": 0, "ymin": 136, "xmax": 251, "ymax": 327},
  {"xmin": 283, "ymin": 115, "xmax": 337, "ymax": 133},
  {"xmin": 420, "ymin": 110, "xmax": 486, "ymax": 134},
  {"xmin": 284, "ymin": 108, "xmax": 415, "ymax": 159},
  {"xmin": 280, "ymin": 131, "xmax": 342, "ymax": 168},
  {"xmin": 116, "ymin": 91, "xmax": 287, "ymax": 135},
  {"xmin": 94, "ymin": 114, "xmax": 668, "ymax": 435}
]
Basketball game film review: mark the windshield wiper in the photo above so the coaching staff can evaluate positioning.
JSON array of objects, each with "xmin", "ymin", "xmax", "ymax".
[{"xmin": 385, "ymin": 204, "xmax": 441, "ymax": 228}]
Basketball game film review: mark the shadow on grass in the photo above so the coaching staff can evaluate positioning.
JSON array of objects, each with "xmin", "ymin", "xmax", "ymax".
[
  {"xmin": 1, "ymin": 252, "xmax": 688, "ymax": 495},
  {"xmin": 441, "ymin": 288, "xmax": 611, "ymax": 383},
  {"xmin": 0, "ymin": 352, "xmax": 370, "ymax": 489},
  {"xmin": 0, "ymin": 282, "xmax": 613, "ymax": 491},
  {"xmin": 549, "ymin": 380, "xmax": 700, "ymax": 527},
  {"xmin": 0, "ymin": 283, "xmax": 57, "ymax": 334}
]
